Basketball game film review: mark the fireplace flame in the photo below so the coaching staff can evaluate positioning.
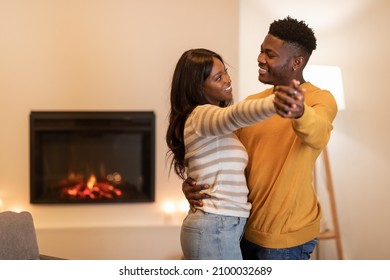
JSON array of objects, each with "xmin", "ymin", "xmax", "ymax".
[
  {"xmin": 87, "ymin": 175, "xmax": 96, "ymax": 190},
  {"xmin": 62, "ymin": 173, "xmax": 123, "ymax": 200}
]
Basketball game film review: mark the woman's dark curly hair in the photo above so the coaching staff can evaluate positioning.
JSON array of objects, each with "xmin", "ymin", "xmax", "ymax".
[
  {"xmin": 166, "ymin": 48, "xmax": 232, "ymax": 179},
  {"xmin": 269, "ymin": 16, "xmax": 317, "ymax": 55}
]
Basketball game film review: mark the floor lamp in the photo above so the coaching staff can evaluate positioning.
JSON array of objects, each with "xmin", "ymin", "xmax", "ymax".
[
  {"xmin": 304, "ymin": 65, "xmax": 345, "ymax": 259},
  {"xmin": 314, "ymin": 147, "xmax": 344, "ymax": 259}
]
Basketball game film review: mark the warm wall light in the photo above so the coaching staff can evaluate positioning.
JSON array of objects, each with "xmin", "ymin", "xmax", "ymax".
[
  {"xmin": 161, "ymin": 199, "xmax": 189, "ymax": 225},
  {"xmin": 162, "ymin": 200, "xmax": 189, "ymax": 214},
  {"xmin": 303, "ymin": 65, "xmax": 345, "ymax": 111},
  {"xmin": 162, "ymin": 201, "xmax": 176, "ymax": 214}
]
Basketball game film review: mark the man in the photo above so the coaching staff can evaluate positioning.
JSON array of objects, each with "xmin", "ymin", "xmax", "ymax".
[{"xmin": 183, "ymin": 16, "xmax": 337, "ymax": 260}]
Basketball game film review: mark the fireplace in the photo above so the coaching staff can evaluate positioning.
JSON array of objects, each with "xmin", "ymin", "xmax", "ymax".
[{"xmin": 29, "ymin": 111, "xmax": 155, "ymax": 204}]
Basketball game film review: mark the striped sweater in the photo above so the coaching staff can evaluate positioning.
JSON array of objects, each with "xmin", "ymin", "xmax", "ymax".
[{"xmin": 184, "ymin": 94, "xmax": 275, "ymax": 218}]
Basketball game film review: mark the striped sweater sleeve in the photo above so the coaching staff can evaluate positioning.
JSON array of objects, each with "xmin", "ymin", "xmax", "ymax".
[{"xmin": 190, "ymin": 94, "xmax": 275, "ymax": 136}]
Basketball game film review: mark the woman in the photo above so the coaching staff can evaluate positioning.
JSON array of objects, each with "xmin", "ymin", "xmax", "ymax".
[{"xmin": 166, "ymin": 48, "xmax": 276, "ymax": 259}]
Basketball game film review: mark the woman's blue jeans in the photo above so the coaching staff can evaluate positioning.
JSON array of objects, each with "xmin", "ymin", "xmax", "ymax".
[
  {"xmin": 240, "ymin": 237, "xmax": 318, "ymax": 260},
  {"xmin": 180, "ymin": 210, "xmax": 247, "ymax": 260}
]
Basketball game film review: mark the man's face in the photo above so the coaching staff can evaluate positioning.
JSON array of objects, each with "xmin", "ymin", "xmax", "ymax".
[{"xmin": 257, "ymin": 34, "xmax": 296, "ymax": 86}]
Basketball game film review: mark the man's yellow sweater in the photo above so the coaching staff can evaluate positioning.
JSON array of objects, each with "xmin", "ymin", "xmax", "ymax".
[{"xmin": 237, "ymin": 82, "xmax": 337, "ymax": 248}]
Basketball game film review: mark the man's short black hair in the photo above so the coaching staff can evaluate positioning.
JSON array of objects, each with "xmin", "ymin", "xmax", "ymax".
[{"xmin": 269, "ymin": 16, "xmax": 317, "ymax": 55}]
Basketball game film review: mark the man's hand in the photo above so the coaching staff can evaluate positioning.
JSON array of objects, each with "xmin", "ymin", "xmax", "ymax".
[
  {"xmin": 182, "ymin": 178, "xmax": 210, "ymax": 212},
  {"xmin": 273, "ymin": 79, "xmax": 305, "ymax": 119}
]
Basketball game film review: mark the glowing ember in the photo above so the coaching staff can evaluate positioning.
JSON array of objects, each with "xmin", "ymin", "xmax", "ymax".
[{"xmin": 62, "ymin": 174, "xmax": 123, "ymax": 200}]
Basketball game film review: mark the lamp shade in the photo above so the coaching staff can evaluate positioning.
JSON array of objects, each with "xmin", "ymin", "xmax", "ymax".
[{"xmin": 303, "ymin": 65, "xmax": 345, "ymax": 111}]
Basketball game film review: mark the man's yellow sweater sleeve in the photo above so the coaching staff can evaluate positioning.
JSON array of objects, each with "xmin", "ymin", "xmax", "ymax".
[{"xmin": 292, "ymin": 89, "xmax": 338, "ymax": 150}]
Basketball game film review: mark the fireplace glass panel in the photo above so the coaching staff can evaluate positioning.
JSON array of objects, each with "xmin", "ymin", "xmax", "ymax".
[{"xmin": 30, "ymin": 111, "xmax": 155, "ymax": 204}]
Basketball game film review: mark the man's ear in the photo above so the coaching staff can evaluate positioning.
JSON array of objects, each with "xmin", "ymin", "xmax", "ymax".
[{"xmin": 292, "ymin": 56, "xmax": 305, "ymax": 71}]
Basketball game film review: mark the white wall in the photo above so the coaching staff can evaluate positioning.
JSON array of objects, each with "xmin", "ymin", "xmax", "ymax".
[
  {"xmin": 239, "ymin": 0, "xmax": 390, "ymax": 259},
  {"xmin": 0, "ymin": 0, "xmax": 239, "ymax": 258},
  {"xmin": 36, "ymin": 226, "xmax": 183, "ymax": 260}
]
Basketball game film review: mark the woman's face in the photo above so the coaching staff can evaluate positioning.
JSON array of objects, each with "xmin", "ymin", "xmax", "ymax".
[{"xmin": 203, "ymin": 57, "xmax": 232, "ymax": 105}]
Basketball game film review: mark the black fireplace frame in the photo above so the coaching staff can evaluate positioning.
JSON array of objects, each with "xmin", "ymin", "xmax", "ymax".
[{"xmin": 29, "ymin": 111, "xmax": 155, "ymax": 204}]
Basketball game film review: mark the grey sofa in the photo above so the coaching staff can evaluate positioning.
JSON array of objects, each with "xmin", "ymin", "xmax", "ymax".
[{"xmin": 0, "ymin": 211, "xmax": 63, "ymax": 260}]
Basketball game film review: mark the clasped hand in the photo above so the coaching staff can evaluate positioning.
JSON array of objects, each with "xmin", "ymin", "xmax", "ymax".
[{"xmin": 273, "ymin": 79, "xmax": 305, "ymax": 119}]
